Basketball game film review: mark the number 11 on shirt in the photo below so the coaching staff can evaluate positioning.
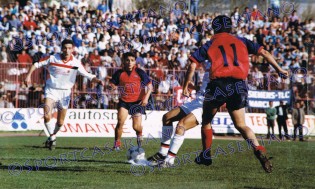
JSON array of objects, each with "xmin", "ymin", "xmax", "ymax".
[{"xmin": 218, "ymin": 43, "xmax": 240, "ymax": 67}]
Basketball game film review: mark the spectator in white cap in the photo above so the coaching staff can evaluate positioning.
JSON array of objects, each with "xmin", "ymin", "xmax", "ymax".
[{"xmin": 251, "ymin": 4, "xmax": 264, "ymax": 21}]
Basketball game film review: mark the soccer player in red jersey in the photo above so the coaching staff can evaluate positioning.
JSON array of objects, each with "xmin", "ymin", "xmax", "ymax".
[
  {"xmin": 110, "ymin": 52, "xmax": 153, "ymax": 150},
  {"xmin": 187, "ymin": 15, "xmax": 288, "ymax": 173}
]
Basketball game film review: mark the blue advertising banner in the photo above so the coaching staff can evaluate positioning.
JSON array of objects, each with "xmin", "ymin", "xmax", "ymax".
[{"xmin": 248, "ymin": 90, "xmax": 291, "ymax": 108}]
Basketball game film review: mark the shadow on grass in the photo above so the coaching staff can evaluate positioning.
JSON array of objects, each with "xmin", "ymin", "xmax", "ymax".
[
  {"xmin": 76, "ymin": 159, "xmax": 130, "ymax": 164},
  {"xmin": 0, "ymin": 159, "xmax": 132, "ymax": 174},
  {"xmin": 244, "ymin": 187, "xmax": 275, "ymax": 189},
  {"xmin": 0, "ymin": 164, "xmax": 89, "ymax": 173},
  {"xmin": 24, "ymin": 145, "xmax": 86, "ymax": 150}
]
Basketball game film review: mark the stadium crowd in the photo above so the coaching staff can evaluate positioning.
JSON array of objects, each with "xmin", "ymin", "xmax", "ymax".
[{"xmin": 0, "ymin": 0, "xmax": 314, "ymax": 114}]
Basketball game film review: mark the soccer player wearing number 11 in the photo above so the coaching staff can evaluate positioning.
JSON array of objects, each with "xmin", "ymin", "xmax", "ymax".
[{"xmin": 188, "ymin": 15, "xmax": 289, "ymax": 173}]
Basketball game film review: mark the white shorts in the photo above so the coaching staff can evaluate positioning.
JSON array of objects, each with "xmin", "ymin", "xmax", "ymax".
[
  {"xmin": 44, "ymin": 87, "xmax": 71, "ymax": 109},
  {"xmin": 180, "ymin": 99, "xmax": 203, "ymax": 124}
]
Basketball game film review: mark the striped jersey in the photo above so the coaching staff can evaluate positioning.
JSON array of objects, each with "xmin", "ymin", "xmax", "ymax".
[
  {"xmin": 110, "ymin": 66, "xmax": 151, "ymax": 102},
  {"xmin": 35, "ymin": 53, "xmax": 96, "ymax": 89}
]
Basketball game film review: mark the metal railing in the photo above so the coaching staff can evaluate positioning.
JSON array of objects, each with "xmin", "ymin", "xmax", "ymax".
[{"xmin": 0, "ymin": 62, "xmax": 314, "ymax": 114}]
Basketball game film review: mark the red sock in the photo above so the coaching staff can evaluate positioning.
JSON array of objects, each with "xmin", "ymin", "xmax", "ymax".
[
  {"xmin": 201, "ymin": 128, "xmax": 213, "ymax": 151},
  {"xmin": 114, "ymin": 140, "xmax": 121, "ymax": 147},
  {"xmin": 255, "ymin": 145, "xmax": 266, "ymax": 152},
  {"xmin": 136, "ymin": 131, "xmax": 142, "ymax": 137}
]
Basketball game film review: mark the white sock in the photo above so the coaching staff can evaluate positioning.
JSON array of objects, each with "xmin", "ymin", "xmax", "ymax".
[
  {"xmin": 50, "ymin": 134, "xmax": 56, "ymax": 141},
  {"xmin": 169, "ymin": 134, "xmax": 185, "ymax": 155},
  {"xmin": 45, "ymin": 120, "xmax": 55, "ymax": 135},
  {"xmin": 159, "ymin": 126, "xmax": 173, "ymax": 156}
]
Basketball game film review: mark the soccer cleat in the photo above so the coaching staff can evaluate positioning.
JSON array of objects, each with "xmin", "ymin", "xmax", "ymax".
[
  {"xmin": 43, "ymin": 137, "xmax": 51, "ymax": 148},
  {"xmin": 158, "ymin": 160, "xmax": 174, "ymax": 168},
  {"xmin": 48, "ymin": 139, "xmax": 56, "ymax": 150},
  {"xmin": 254, "ymin": 148, "xmax": 273, "ymax": 173},
  {"xmin": 113, "ymin": 147, "xmax": 121, "ymax": 151},
  {"xmin": 147, "ymin": 152, "xmax": 166, "ymax": 166},
  {"xmin": 194, "ymin": 151, "xmax": 212, "ymax": 166},
  {"xmin": 113, "ymin": 140, "xmax": 121, "ymax": 151}
]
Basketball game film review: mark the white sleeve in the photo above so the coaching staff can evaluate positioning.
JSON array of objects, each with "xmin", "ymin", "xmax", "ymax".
[
  {"xmin": 34, "ymin": 56, "xmax": 51, "ymax": 68},
  {"xmin": 77, "ymin": 63, "xmax": 96, "ymax": 81}
]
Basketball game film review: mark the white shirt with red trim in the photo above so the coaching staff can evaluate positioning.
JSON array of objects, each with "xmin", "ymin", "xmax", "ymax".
[
  {"xmin": 195, "ymin": 61, "xmax": 211, "ymax": 102},
  {"xmin": 34, "ymin": 53, "xmax": 95, "ymax": 89}
]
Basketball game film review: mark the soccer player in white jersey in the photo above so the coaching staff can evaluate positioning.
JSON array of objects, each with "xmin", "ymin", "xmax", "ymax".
[
  {"xmin": 24, "ymin": 39, "xmax": 103, "ymax": 150},
  {"xmin": 147, "ymin": 60, "xmax": 211, "ymax": 166}
]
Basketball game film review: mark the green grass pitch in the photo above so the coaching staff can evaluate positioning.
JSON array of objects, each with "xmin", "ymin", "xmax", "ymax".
[{"xmin": 0, "ymin": 136, "xmax": 314, "ymax": 189}]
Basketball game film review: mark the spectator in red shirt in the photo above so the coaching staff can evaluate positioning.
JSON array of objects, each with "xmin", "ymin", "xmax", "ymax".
[
  {"xmin": 152, "ymin": 52, "xmax": 160, "ymax": 62},
  {"xmin": 23, "ymin": 16, "xmax": 37, "ymax": 30},
  {"xmin": 89, "ymin": 49, "xmax": 101, "ymax": 72},
  {"xmin": 251, "ymin": 5, "xmax": 264, "ymax": 21},
  {"xmin": 17, "ymin": 49, "xmax": 33, "ymax": 68},
  {"xmin": 159, "ymin": 52, "xmax": 168, "ymax": 67}
]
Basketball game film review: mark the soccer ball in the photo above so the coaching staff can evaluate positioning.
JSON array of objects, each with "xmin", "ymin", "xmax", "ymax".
[{"xmin": 127, "ymin": 146, "xmax": 145, "ymax": 162}]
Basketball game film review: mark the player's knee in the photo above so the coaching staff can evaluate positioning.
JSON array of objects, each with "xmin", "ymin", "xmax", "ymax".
[
  {"xmin": 201, "ymin": 116, "xmax": 212, "ymax": 126},
  {"xmin": 132, "ymin": 122, "xmax": 141, "ymax": 129},
  {"xmin": 133, "ymin": 126, "xmax": 142, "ymax": 133},
  {"xmin": 43, "ymin": 115, "xmax": 51, "ymax": 122},
  {"xmin": 175, "ymin": 125, "xmax": 185, "ymax": 135}
]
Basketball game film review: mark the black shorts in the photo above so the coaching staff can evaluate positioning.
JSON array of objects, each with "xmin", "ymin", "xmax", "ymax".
[
  {"xmin": 203, "ymin": 78, "xmax": 248, "ymax": 111},
  {"xmin": 267, "ymin": 119, "xmax": 275, "ymax": 127},
  {"xmin": 118, "ymin": 99, "xmax": 146, "ymax": 115}
]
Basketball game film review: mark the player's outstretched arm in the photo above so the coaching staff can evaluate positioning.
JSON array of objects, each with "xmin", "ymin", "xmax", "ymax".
[
  {"xmin": 25, "ymin": 56, "xmax": 51, "ymax": 87},
  {"xmin": 91, "ymin": 77, "xmax": 104, "ymax": 86},
  {"xmin": 77, "ymin": 63, "xmax": 104, "ymax": 86},
  {"xmin": 182, "ymin": 61, "xmax": 197, "ymax": 97},
  {"xmin": 259, "ymin": 49, "xmax": 289, "ymax": 78},
  {"xmin": 24, "ymin": 64, "xmax": 37, "ymax": 87}
]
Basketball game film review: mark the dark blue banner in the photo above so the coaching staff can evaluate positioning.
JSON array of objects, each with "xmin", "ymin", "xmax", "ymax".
[{"xmin": 248, "ymin": 90, "xmax": 291, "ymax": 108}]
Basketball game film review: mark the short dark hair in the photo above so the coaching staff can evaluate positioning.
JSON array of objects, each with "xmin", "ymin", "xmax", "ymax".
[
  {"xmin": 123, "ymin": 52, "xmax": 136, "ymax": 60},
  {"xmin": 212, "ymin": 15, "xmax": 232, "ymax": 34},
  {"xmin": 61, "ymin": 39, "xmax": 74, "ymax": 48}
]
